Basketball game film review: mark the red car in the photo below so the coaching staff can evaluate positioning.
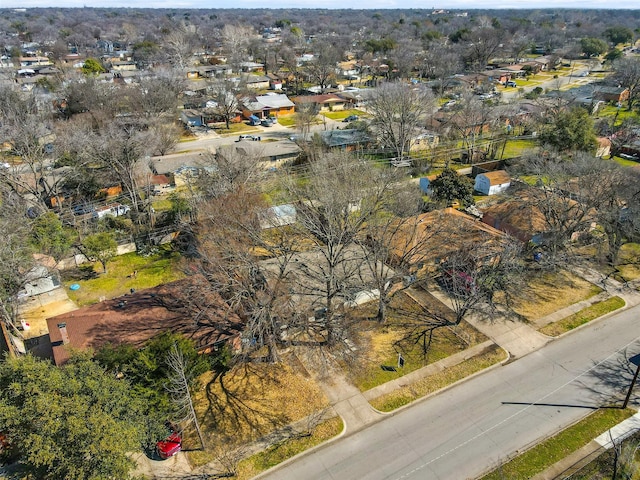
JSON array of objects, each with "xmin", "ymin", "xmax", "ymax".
[{"xmin": 156, "ymin": 426, "xmax": 182, "ymax": 460}]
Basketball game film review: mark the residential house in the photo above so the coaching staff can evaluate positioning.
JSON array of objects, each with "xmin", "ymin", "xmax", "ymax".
[
  {"xmin": 291, "ymin": 94, "xmax": 349, "ymax": 112},
  {"xmin": 240, "ymin": 93, "xmax": 295, "ymax": 120},
  {"xmin": 290, "ymin": 129, "xmax": 371, "ymax": 152},
  {"xmin": 474, "ymin": 170, "xmax": 511, "ymax": 196},
  {"xmin": 410, "ymin": 132, "xmax": 440, "ymax": 152},
  {"xmin": 180, "ymin": 109, "xmax": 204, "ymax": 127},
  {"xmin": 217, "ymin": 141, "xmax": 301, "ymax": 168},
  {"xmin": 595, "ymin": 86, "xmax": 630, "ymax": 104},
  {"xmin": 239, "ymin": 61, "xmax": 265, "ymax": 73},
  {"xmin": 388, "ymin": 208, "xmax": 506, "ymax": 275},
  {"xmin": 46, "ymin": 276, "xmax": 244, "ymax": 366},
  {"xmin": 480, "ymin": 190, "xmax": 548, "ymax": 243},
  {"xmin": 18, "ymin": 56, "xmax": 51, "ymax": 67},
  {"xmin": 242, "ymin": 75, "xmax": 271, "ymax": 90}
]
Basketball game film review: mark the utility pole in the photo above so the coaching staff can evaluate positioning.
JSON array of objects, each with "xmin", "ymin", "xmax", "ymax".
[{"xmin": 622, "ymin": 353, "xmax": 640, "ymax": 409}]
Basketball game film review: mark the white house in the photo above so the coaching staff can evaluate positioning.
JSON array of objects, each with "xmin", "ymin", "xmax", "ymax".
[{"xmin": 474, "ymin": 170, "xmax": 511, "ymax": 196}]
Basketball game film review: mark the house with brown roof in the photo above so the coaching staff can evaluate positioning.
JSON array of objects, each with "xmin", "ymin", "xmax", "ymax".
[
  {"xmin": 291, "ymin": 94, "xmax": 349, "ymax": 111},
  {"xmin": 47, "ymin": 276, "xmax": 243, "ymax": 366}
]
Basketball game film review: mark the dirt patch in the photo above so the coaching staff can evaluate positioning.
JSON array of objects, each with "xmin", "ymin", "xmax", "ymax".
[{"xmin": 18, "ymin": 292, "xmax": 79, "ymax": 339}]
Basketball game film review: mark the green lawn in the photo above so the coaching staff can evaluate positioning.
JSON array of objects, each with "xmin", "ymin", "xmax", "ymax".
[
  {"xmin": 275, "ymin": 115, "xmax": 296, "ymax": 127},
  {"xmin": 596, "ymin": 105, "xmax": 640, "ymax": 126},
  {"xmin": 63, "ymin": 247, "xmax": 185, "ymax": 306},
  {"xmin": 321, "ymin": 109, "xmax": 367, "ymax": 121},
  {"xmin": 612, "ymin": 155, "xmax": 640, "ymax": 168},
  {"xmin": 481, "ymin": 408, "xmax": 634, "ymax": 480},
  {"xmin": 500, "ymin": 139, "xmax": 536, "ymax": 159},
  {"xmin": 539, "ymin": 296, "xmax": 625, "ymax": 337}
]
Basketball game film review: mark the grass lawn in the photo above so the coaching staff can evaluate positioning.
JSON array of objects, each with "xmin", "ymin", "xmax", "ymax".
[
  {"xmin": 512, "ymin": 270, "xmax": 602, "ymax": 322},
  {"xmin": 321, "ymin": 109, "xmax": 367, "ymax": 121},
  {"xmin": 345, "ymin": 293, "xmax": 489, "ymax": 392},
  {"xmin": 213, "ymin": 122, "xmax": 255, "ymax": 135},
  {"xmin": 481, "ymin": 408, "xmax": 634, "ymax": 480},
  {"xmin": 370, "ymin": 344, "xmax": 507, "ymax": 412},
  {"xmin": 276, "ymin": 115, "xmax": 296, "ymax": 127},
  {"xmin": 186, "ymin": 359, "xmax": 330, "ymax": 468},
  {"xmin": 539, "ymin": 296, "xmax": 625, "ymax": 337},
  {"xmin": 500, "ymin": 139, "xmax": 536, "ymax": 159},
  {"xmin": 595, "ymin": 243, "xmax": 640, "ymax": 283},
  {"xmin": 596, "ymin": 104, "xmax": 640, "ymax": 126},
  {"xmin": 62, "ymin": 247, "xmax": 185, "ymax": 306},
  {"xmin": 234, "ymin": 417, "xmax": 343, "ymax": 480},
  {"xmin": 612, "ymin": 155, "xmax": 640, "ymax": 168}
]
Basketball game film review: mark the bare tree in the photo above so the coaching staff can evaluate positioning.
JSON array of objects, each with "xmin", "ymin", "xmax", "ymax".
[
  {"xmin": 366, "ymin": 82, "xmax": 436, "ymax": 160},
  {"xmin": 165, "ymin": 342, "xmax": 206, "ymax": 450},
  {"xmin": 445, "ymin": 92, "xmax": 499, "ymax": 162},
  {"xmin": 462, "ymin": 27, "xmax": 503, "ymax": 72},
  {"xmin": 206, "ymin": 79, "xmax": 240, "ymax": 130},
  {"xmin": 222, "ymin": 24, "xmax": 254, "ymax": 73},
  {"xmin": 304, "ymin": 40, "xmax": 341, "ymax": 93},
  {"xmin": 613, "ymin": 56, "xmax": 640, "ymax": 111},
  {"xmin": 283, "ymin": 152, "xmax": 392, "ymax": 344}
]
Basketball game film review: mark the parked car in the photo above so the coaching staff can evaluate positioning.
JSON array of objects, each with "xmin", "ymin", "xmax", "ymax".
[
  {"xmin": 342, "ymin": 115, "xmax": 359, "ymax": 123},
  {"xmin": 157, "ymin": 424, "xmax": 182, "ymax": 460},
  {"xmin": 261, "ymin": 118, "xmax": 274, "ymax": 127},
  {"xmin": 238, "ymin": 134, "xmax": 260, "ymax": 141},
  {"xmin": 92, "ymin": 203, "xmax": 130, "ymax": 220},
  {"xmin": 506, "ymin": 81, "xmax": 517, "ymax": 87}
]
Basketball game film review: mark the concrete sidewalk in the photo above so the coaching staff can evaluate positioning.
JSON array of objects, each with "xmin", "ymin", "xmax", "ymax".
[{"xmin": 531, "ymin": 412, "xmax": 640, "ymax": 480}]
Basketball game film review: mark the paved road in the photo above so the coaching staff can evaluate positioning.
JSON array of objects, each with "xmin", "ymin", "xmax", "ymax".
[{"xmin": 257, "ymin": 304, "xmax": 640, "ymax": 480}]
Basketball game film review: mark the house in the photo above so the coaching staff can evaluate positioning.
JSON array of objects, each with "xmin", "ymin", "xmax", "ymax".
[
  {"xmin": 18, "ymin": 56, "xmax": 51, "ymax": 67},
  {"xmin": 410, "ymin": 132, "xmax": 440, "ymax": 152},
  {"xmin": 595, "ymin": 86, "xmax": 630, "ymax": 104},
  {"xmin": 46, "ymin": 276, "xmax": 243, "ymax": 366},
  {"xmin": 217, "ymin": 141, "xmax": 301, "ymax": 168},
  {"xmin": 480, "ymin": 189, "xmax": 549, "ymax": 243},
  {"xmin": 180, "ymin": 109, "xmax": 204, "ymax": 127},
  {"xmin": 474, "ymin": 170, "xmax": 511, "ymax": 196},
  {"xmin": 291, "ymin": 94, "xmax": 349, "ymax": 111},
  {"xmin": 240, "ymin": 93, "xmax": 295, "ymax": 119},
  {"xmin": 290, "ymin": 129, "xmax": 371, "ymax": 151},
  {"xmin": 239, "ymin": 61, "xmax": 265, "ymax": 73},
  {"xmin": 243, "ymin": 75, "xmax": 270, "ymax": 90},
  {"xmin": 388, "ymin": 208, "xmax": 506, "ymax": 274}
]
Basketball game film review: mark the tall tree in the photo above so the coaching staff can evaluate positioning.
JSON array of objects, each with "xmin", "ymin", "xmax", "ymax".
[
  {"xmin": 305, "ymin": 40, "xmax": 341, "ymax": 93},
  {"xmin": 429, "ymin": 167, "xmax": 475, "ymax": 207},
  {"xmin": 366, "ymin": 82, "xmax": 435, "ymax": 160},
  {"xmin": 81, "ymin": 232, "xmax": 118, "ymax": 273},
  {"xmin": 613, "ymin": 56, "xmax": 640, "ymax": 111},
  {"xmin": 0, "ymin": 354, "xmax": 146, "ymax": 480},
  {"xmin": 538, "ymin": 107, "xmax": 597, "ymax": 153}
]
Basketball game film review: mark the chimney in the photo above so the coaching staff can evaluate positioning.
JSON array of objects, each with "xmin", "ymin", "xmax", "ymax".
[{"xmin": 57, "ymin": 323, "xmax": 70, "ymax": 345}]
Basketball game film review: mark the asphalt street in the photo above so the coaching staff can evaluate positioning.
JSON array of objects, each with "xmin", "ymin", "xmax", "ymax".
[{"xmin": 257, "ymin": 304, "xmax": 640, "ymax": 480}]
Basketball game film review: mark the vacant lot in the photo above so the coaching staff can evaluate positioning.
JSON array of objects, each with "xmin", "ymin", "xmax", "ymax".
[{"xmin": 512, "ymin": 270, "xmax": 602, "ymax": 321}]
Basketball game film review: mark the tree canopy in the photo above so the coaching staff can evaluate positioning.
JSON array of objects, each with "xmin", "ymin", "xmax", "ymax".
[
  {"xmin": 538, "ymin": 107, "xmax": 597, "ymax": 153},
  {"xmin": 0, "ymin": 354, "xmax": 146, "ymax": 480},
  {"xmin": 430, "ymin": 168, "xmax": 475, "ymax": 207}
]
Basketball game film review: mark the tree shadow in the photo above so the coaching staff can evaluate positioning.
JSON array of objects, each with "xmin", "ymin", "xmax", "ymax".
[{"xmin": 580, "ymin": 345, "xmax": 640, "ymax": 408}]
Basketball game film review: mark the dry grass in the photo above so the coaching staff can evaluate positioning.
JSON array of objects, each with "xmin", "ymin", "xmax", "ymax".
[
  {"xmin": 512, "ymin": 270, "xmax": 602, "ymax": 321},
  {"xmin": 369, "ymin": 345, "xmax": 507, "ymax": 412},
  {"xmin": 344, "ymin": 292, "xmax": 489, "ymax": 391},
  {"xmin": 186, "ymin": 359, "xmax": 328, "ymax": 467}
]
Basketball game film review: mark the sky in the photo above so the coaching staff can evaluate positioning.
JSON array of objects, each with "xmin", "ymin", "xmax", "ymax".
[{"xmin": 3, "ymin": 0, "xmax": 640, "ymax": 8}]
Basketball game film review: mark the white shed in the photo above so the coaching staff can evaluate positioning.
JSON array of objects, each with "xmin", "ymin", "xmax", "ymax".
[{"xmin": 474, "ymin": 170, "xmax": 511, "ymax": 196}]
